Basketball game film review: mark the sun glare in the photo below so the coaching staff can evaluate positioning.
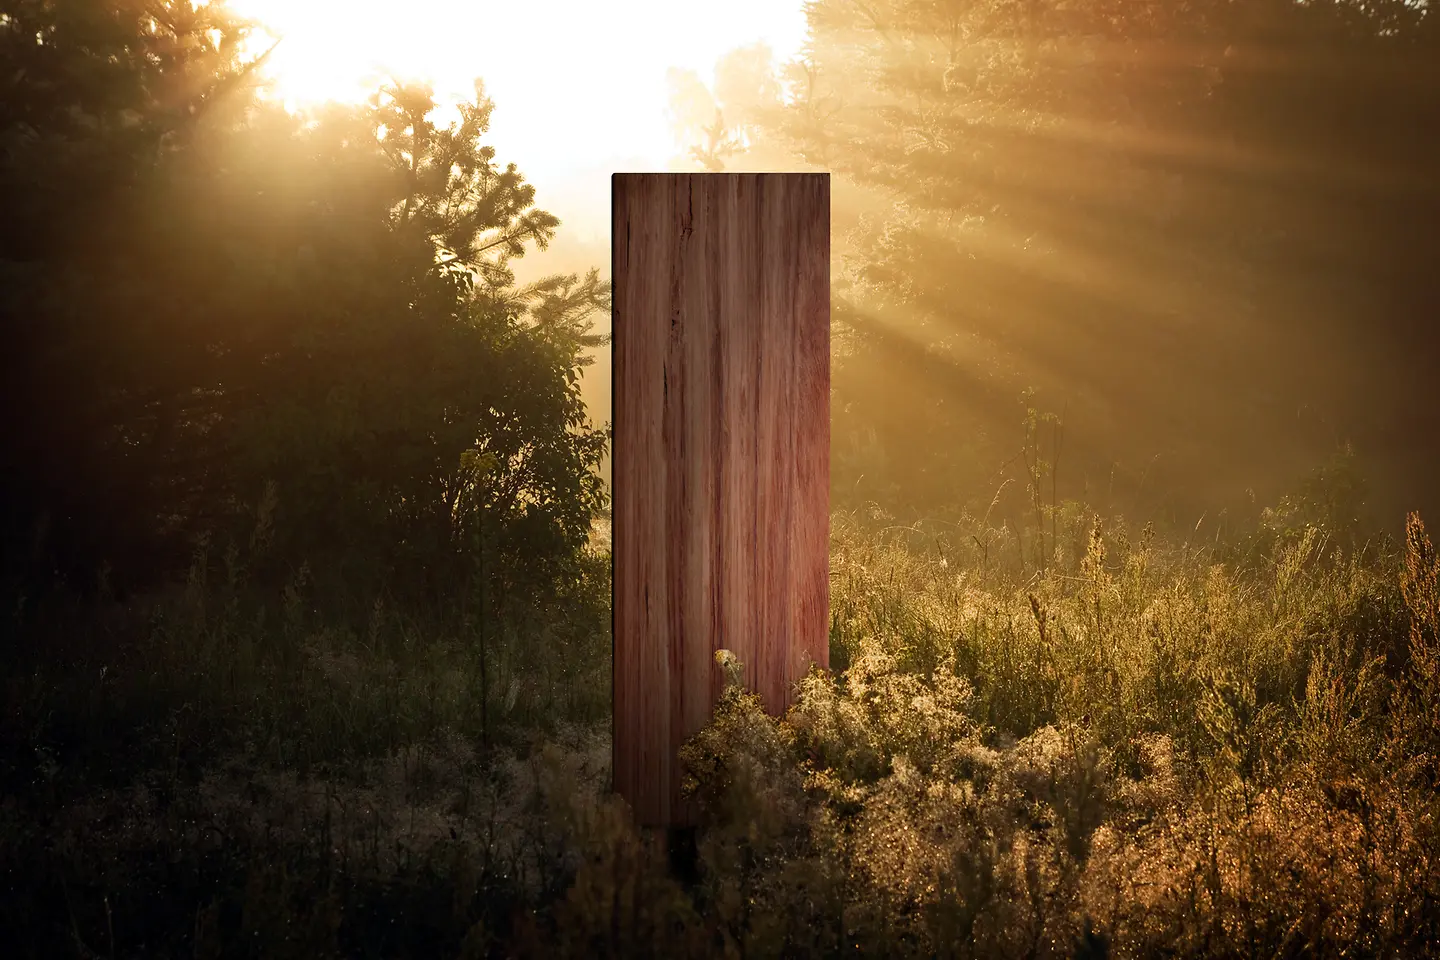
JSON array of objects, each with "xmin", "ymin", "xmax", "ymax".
[{"xmin": 227, "ymin": 0, "xmax": 808, "ymax": 233}]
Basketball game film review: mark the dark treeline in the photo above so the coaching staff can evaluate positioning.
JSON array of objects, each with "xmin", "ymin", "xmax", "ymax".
[
  {"xmin": 693, "ymin": 0, "xmax": 1440, "ymax": 534},
  {"xmin": 0, "ymin": 0, "xmax": 610, "ymax": 608},
  {"xmin": 7, "ymin": 0, "xmax": 1438, "ymax": 602}
]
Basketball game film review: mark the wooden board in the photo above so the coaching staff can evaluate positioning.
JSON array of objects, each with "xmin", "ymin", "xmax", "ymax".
[{"xmin": 612, "ymin": 172, "xmax": 830, "ymax": 828}]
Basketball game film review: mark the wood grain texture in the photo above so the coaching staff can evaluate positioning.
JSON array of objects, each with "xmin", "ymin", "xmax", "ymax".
[{"xmin": 612, "ymin": 173, "xmax": 830, "ymax": 828}]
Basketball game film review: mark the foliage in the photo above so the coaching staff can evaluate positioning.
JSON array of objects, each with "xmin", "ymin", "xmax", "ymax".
[
  {"xmin": 705, "ymin": 0, "xmax": 1440, "ymax": 527},
  {"xmin": 7, "ymin": 499, "xmax": 1440, "ymax": 957},
  {"xmin": 0, "ymin": 0, "xmax": 272, "ymax": 590},
  {"xmin": 0, "ymin": 1, "xmax": 610, "ymax": 607}
]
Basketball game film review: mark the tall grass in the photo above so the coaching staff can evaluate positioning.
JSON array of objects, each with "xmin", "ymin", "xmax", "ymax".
[{"xmin": 3, "ymin": 493, "xmax": 1438, "ymax": 957}]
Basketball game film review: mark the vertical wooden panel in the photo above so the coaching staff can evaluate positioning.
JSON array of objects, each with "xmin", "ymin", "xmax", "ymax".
[{"xmin": 613, "ymin": 173, "xmax": 830, "ymax": 828}]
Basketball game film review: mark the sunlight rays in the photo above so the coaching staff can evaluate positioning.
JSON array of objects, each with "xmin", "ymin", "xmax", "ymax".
[{"xmin": 224, "ymin": 0, "xmax": 808, "ymax": 228}]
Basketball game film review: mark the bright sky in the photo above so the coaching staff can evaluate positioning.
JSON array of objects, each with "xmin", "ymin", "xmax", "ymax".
[{"xmin": 228, "ymin": 0, "xmax": 810, "ymax": 240}]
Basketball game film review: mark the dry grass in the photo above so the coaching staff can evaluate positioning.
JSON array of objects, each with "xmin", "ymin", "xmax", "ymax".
[{"xmin": 3, "ymin": 500, "xmax": 1439, "ymax": 957}]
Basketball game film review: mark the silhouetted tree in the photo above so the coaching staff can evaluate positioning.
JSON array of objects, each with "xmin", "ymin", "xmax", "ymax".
[
  {"xmin": 0, "ymin": 0, "xmax": 267, "ymax": 591},
  {"xmin": 0, "ymin": 1, "xmax": 609, "ymax": 609}
]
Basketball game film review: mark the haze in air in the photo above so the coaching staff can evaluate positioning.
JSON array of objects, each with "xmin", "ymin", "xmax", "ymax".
[{"xmin": 2, "ymin": 1, "xmax": 1439, "ymax": 956}]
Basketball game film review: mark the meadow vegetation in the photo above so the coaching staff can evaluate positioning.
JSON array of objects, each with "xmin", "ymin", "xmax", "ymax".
[{"xmin": 6, "ymin": 466, "xmax": 1440, "ymax": 958}]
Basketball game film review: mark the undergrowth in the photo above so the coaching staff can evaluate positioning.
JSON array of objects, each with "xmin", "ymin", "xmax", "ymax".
[{"xmin": 3, "ymin": 502, "xmax": 1439, "ymax": 957}]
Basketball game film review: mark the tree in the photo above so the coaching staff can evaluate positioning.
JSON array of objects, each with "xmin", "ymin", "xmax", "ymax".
[
  {"xmin": 0, "ymin": 1, "xmax": 611, "ymax": 607},
  {"xmin": 757, "ymin": 0, "xmax": 1440, "ymax": 526},
  {"xmin": 214, "ymin": 79, "xmax": 609, "ymax": 601},
  {"xmin": 663, "ymin": 45, "xmax": 793, "ymax": 172},
  {"xmin": 0, "ymin": 0, "xmax": 270, "ymax": 590}
]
